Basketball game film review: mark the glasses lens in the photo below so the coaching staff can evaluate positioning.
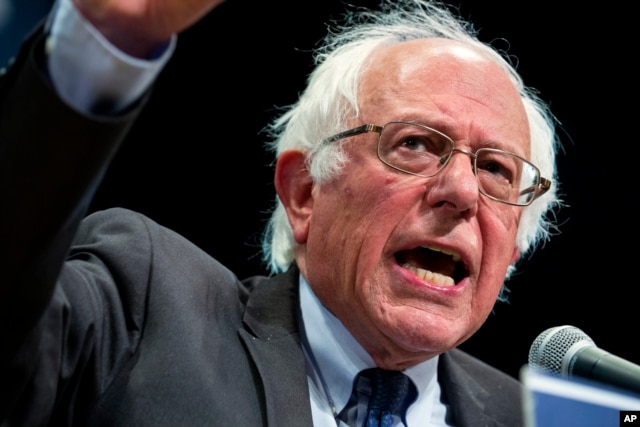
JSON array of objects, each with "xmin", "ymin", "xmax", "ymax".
[
  {"xmin": 375, "ymin": 122, "xmax": 541, "ymax": 206},
  {"xmin": 475, "ymin": 149, "xmax": 540, "ymax": 205},
  {"xmin": 377, "ymin": 122, "xmax": 453, "ymax": 177}
]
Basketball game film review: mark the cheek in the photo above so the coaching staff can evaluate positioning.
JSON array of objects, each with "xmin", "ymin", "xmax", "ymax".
[
  {"xmin": 328, "ymin": 167, "xmax": 406, "ymax": 216},
  {"xmin": 478, "ymin": 198, "xmax": 521, "ymax": 242},
  {"xmin": 477, "ymin": 203, "xmax": 521, "ymax": 284},
  {"xmin": 308, "ymin": 172, "xmax": 417, "ymax": 271},
  {"xmin": 343, "ymin": 175, "xmax": 421, "ymax": 242}
]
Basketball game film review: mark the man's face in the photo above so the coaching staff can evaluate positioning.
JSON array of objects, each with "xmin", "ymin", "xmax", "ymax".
[{"xmin": 283, "ymin": 39, "xmax": 530, "ymax": 369}]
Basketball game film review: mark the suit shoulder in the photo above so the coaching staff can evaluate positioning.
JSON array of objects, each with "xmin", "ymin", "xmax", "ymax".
[
  {"xmin": 75, "ymin": 207, "xmax": 239, "ymax": 288},
  {"xmin": 439, "ymin": 348, "xmax": 523, "ymax": 426},
  {"xmin": 444, "ymin": 347, "xmax": 521, "ymax": 389}
]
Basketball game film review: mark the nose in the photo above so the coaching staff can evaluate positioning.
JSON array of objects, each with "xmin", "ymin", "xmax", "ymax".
[{"xmin": 425, "ymin": 149, "xmax": 479, "ymax": 215}]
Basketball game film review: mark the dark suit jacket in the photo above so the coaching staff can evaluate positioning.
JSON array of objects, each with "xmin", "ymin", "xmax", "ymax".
[{"xmin": 0, "ymin": 26, "xmax": 523, "ymax": 427}]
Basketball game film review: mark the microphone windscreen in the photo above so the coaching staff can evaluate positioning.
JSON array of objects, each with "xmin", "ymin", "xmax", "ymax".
[{"xmin": 528, "ymin": 325, "xmax": 594, "ymax": 375}]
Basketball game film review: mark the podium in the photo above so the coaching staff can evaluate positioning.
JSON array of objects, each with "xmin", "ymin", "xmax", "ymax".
[{"xmin": 521, "ymin": 366, "xmax": 640, "ymax": 426}]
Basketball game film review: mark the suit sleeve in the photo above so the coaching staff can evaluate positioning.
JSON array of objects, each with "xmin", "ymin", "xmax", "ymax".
[{"xmin": 0, "ymin": 24, "xmax": 149, "ymax": 423}]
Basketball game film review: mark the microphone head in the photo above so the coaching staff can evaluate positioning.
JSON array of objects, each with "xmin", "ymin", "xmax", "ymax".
[{"xmin": 528, "ymin": 325, "xmax": 595, "ymax": 376}]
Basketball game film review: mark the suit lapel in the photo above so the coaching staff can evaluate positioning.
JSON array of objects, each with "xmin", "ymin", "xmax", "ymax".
[
  {"xmin": 439, "ymin": 349, "xmax": 510, "ymax": 427},
  {"xmin": 239, "ymin": 266, "xmax": 314, "ymax": 427},
  {"xmin": 238, "ymin": 269, "xmax": 517, "ymax": 426}
]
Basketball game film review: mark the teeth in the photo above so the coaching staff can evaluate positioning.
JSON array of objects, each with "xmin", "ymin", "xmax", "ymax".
[
  {"xmin": 422, "ymin": 245, "xmax": 462, "ymax": 262},
  {"xmin": 402, "ymin": 263, "xmax": 455, "ymax": 286}
]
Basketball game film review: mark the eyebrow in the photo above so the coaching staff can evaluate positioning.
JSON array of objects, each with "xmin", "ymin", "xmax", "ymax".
[{"xmin": 406, "ymin": 117, "xmax": 528, "ymax": 156}]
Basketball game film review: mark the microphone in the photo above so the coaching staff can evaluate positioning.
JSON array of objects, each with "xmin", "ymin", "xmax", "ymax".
[{"xmin": 528, "ymin": 325, "xmax": 640, "ymax": 395}]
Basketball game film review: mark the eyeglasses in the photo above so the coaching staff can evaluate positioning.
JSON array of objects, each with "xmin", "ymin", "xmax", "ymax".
[{"xmin": 324, "ymin": 121, "xmax": 551, "ymax": 206}]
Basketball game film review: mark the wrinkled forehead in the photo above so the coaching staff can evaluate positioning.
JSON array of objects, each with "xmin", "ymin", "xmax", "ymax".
[
  {"xmin": 360, "ymin": 38, "xmax": 516, "ymax": 98},
  {"xmin": 357, "ymin": 38, "xmax": 530, "ymax": 153}
]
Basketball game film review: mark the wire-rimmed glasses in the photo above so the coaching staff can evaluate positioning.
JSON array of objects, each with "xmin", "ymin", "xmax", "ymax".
[{"xmin": 324, "ymin": 121, "xmax": 551, "ymax": 206}]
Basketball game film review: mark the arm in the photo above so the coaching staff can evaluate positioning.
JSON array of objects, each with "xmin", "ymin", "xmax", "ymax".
[
  {"xmin": 0, "ymin": 19, "xmax": 139, "ymax": 356},
  {"xmin": 0, "ymin": 0, "xmax": 224, "ymax": 421},
  {"xmin": 0, "ymin": 22, "xmax": 145, "ymax": 422}
]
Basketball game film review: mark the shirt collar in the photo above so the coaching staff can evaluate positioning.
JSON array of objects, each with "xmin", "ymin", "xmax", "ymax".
[{"xmin": 298, "ymin": 273, "xmax": 441, "ymax": 422}]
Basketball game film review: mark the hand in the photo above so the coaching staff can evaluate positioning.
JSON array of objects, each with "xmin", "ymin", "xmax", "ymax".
[{"xmin": 73, "ymin": 0, "xmax": 225, "ymax": 57}]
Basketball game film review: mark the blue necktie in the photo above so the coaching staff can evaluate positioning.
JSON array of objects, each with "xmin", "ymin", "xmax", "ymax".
[{"xmin": 339, "ymin": 367, "xmax": 418, "ymax": 427}]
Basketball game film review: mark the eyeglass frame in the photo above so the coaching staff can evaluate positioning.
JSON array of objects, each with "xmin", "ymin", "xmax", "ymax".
[{"xmin": 323, "ymin": 121, "xmax": 551, "ymax": 206}]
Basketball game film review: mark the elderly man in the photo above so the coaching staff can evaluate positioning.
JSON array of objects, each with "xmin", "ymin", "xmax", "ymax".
[{"xmin": 0, "ymin": 0, "xmax": 560, "ymax": 425}]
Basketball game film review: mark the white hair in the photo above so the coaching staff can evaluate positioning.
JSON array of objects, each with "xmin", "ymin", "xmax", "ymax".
[{"xmin": 261, "ymin": 0, "xmax": 563, "ymax": 284}]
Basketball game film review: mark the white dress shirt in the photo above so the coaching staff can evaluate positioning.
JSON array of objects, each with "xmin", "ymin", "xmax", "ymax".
[{"xmin": 299, "ymin": 275, "xmax": 453, "ymax": 426}]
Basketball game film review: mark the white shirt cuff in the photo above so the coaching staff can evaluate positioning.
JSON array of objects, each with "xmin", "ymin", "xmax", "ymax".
[{"xmin": 45, "ymin": 0, "xmax": 175, "ymax": 114}]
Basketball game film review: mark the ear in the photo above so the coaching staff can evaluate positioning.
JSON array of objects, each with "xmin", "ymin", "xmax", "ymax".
[
  {"xmin": 510, "ymin": 246, "xmax": 521, "ymax": 265},
  {"xmin": 274, "ymin": 150, "xmax": 314, "ymax": 244}
]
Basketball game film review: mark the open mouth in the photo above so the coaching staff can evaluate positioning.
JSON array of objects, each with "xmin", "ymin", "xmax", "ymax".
[{"xmin": 395, "ymin": 245, "xmax": 468, "ymax": 286}]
